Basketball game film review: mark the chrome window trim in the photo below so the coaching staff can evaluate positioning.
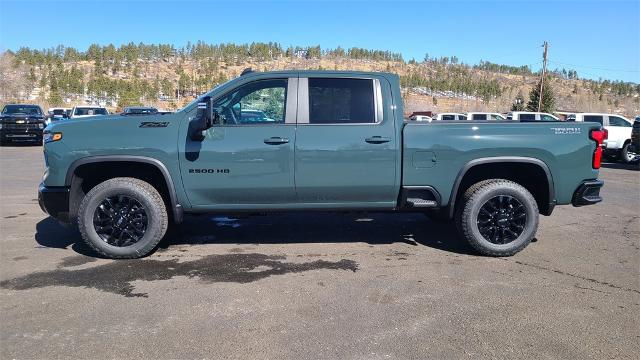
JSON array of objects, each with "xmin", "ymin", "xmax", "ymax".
[
  {"xmin": 285, "ymin": 77, "xmax": 298, "ymax": 124},
  {"xmin": 297, "ymin": 77, "xmax": 309, "ymax": 124},
  {"xmin": 298, "ymin": 77, "xmax": 383, "ymax": 126}
]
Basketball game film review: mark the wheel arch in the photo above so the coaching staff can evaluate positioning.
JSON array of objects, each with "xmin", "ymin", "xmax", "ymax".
[
  {"xmin": 66, "ymin": 155, "xmax": 183, "ymax": 223},
  {"xmin": 447, "ymin": 157, "xmax": 556, "ymax": 219}
]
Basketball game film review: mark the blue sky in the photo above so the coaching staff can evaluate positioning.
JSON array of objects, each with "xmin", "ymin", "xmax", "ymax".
[{"xmin": 0, "ymin": 0, "xmax": 638, "ymax": 82}]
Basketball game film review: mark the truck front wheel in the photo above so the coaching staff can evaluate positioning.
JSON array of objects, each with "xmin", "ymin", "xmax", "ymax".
[
  {"xmin": 455, "ymin": 179, "xmax": 539, "ymax": 256},
  {"xmin": 77, "ymin": 177, "xmax": 168, "ymax": 259}
]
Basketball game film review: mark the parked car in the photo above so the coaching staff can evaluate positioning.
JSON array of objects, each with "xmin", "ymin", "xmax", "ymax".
[
  {"xmin": 69, "ymin": 106, "xmax": 109, "ymax": 119},
  {"xmin": 409, "ymin": 115, "xmax": 433, "ymax": 122},
  {"xmin": 121, "ymin": 106, "xmax": 159, "ymax": 116},
  {"xmin": 434, "ymin": 113, "xmax": 467, "ymax": 121},
  {"xmin": 0, "ymin": 104, "xmax": 46, "ymax": 145},
  {"xmin": 566, "ymin": 113, "xmax": 635, "ymax": 163},
  {"xmin": 39, "ymin": 70, "xmax": 606, "ymax": 259},
  {"xmin": 466, "ymin": 112, "xmax": 507, "ymax": 121},
  {"xmin": 506, "ymin": 112, "xmax": 559, "ymax": 122},
  {"xmin": 46, "ymin": 107, "xmax": 70, "ymax": 125}
]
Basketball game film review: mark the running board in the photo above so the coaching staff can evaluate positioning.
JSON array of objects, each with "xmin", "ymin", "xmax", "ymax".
[{"xmin": 401, "ymin": 186, "xmax": 441, "ymax": 209}]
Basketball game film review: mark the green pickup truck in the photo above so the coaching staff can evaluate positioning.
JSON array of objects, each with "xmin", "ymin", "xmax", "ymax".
[{"xmin": 39, "ymin": 70, "xmax": 606, "ymax": 259}]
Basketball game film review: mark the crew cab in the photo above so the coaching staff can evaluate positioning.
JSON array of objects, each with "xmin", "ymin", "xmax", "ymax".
[
  {"xmin": 0, "ymin": 104, "xmax": 46, "ymax": 145},
  {"xmin": 566, "ymin": 113, "xmax": 635, "ymax": 163},
  {"xmin": 506, "ymin": 112, "xmax": 559, "ymax": 122},
  {"xmin": 39, "ymin": 70, "xmax": 606, "ymax": 259}
]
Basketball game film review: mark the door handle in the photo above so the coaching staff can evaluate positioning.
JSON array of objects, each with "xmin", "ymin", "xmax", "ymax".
[
  {"xmin": 264, "ymin": 137, "xmax": 289, "ymax": 145},
  {"xmin": 365, "ymin": 136, "xmax": 391, "ymax": 144}
]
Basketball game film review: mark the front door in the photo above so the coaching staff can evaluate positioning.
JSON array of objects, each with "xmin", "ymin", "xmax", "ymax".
[
  {"xmin": 179, "ymin": 77, "xmax": 297, "ymax": 209},
  {"xmin": 294, "ymin": 76, "xmax": 399, "ymax": 208}
]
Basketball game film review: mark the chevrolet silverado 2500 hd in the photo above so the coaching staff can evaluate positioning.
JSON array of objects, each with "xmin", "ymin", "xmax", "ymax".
[{"xmin": 39, "ymin": 70, "xmax": 606, "ymax": 258}]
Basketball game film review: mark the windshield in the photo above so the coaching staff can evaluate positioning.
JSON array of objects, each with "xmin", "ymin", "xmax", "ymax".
[
  {"xmin": 74, "ymin": 108, "xmax": 108, "ymax": 116},
  {"xmin": 2, "ymin": 105, "xmax": 42, "ymax": 115},
  {"xmin": 52, "ymin": 109, "xmax": 67, "ymax": 116}
]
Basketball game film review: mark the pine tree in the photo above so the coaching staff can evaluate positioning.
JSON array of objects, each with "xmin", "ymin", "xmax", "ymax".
[{"xmin": 526, "ymin": 77, "xmax": 555, "ymax": 113}]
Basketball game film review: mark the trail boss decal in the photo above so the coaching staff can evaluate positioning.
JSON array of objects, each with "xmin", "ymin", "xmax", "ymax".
[
  {"xmin": 189, "ymin": 168, "xmax": 230, "ymax": 174},
  {"xmin": 139, "ymin": 122, "xmax": 169, "ymax": 128},
  {"xmin": 551, "ymin": 127, "xmax": 581, "ymax": 135}
]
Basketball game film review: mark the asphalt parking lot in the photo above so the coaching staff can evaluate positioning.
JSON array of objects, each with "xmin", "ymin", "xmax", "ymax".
[{"xmin": 0, "ymin": 145, "xmax": 638, "ymax": 359}]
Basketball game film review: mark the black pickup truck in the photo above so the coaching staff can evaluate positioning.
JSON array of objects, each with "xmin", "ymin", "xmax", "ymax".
[{"xmin": 0, "ymin": 104, "xmax": 46, "ymax": 145}]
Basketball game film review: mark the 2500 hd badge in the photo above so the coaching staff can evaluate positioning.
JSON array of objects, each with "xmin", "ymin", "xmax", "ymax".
[{"xmin": 189, "ymin": 168, "xmax": 230, "ymax": 174}]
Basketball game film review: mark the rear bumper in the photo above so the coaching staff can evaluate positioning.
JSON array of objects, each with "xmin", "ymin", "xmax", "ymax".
[
  {"xmin": 38, "ymin": 182, "xmax": 70, "ymax": 223},
  {"xmin": 572, "ymin": 180, "xmax": 604, "ymax": 207}
]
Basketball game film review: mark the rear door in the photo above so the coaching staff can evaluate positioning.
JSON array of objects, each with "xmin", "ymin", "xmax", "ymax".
[
  {"xmin": 606, "ymin": 115, "xmax": 633, "ymax": 149},
  {"xmin": 179, "ymin": 76, "xmax": 298, "ymax": 208},
  {"xmin": 294, "ymin": 76, "xmax": 398, "ymax": 208}
]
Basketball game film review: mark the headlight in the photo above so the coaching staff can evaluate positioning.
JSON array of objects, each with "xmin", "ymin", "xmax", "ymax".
[
  {"xmin": 0, "ymin": 123, "xmax": 3, "ymax": 130},
  {"xmin": 43, "ymin": 132, "xmax": 62, "ymax": 143},
  {"xmin": 38, "ymin": 123, "xmax": 44, "ymax": 129}
]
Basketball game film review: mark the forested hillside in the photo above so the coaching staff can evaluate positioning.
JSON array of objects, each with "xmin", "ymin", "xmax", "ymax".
[{"xmin": 1, "ymin": 42, "xmax": 638, "ymax": 116}]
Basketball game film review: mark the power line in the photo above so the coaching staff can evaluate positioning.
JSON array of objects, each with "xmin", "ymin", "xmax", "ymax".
[{"xmin": 548, "ymin": 60, "xmax": 639, "ymax": 73}]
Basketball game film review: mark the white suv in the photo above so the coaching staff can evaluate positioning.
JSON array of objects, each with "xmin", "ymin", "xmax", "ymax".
[
  {"xmin": 506, "ymin": 112, "xmax": 559, "ymax": 122},
  {"xmin": 567, "ymin": 113, "xmax": 634, "ymax": 163},
  {"xmin": 466, "ymin": 112, "xmax": 507, "ymax": 120}
]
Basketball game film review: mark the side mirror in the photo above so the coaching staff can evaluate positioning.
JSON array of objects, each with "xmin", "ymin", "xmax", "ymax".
[{"xmin": 190, "ymin": 96, "xmax": 218, "ymax": 141}]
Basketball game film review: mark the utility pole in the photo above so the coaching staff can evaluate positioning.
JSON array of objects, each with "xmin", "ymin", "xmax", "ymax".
[{"xmin": 537, "ymin": 41, "xmax": 549, "ymax": 112}]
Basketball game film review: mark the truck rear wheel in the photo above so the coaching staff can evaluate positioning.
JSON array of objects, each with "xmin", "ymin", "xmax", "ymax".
[
  {"xmin": 455, "ymin": 179, "xmax": 538, "ymax": 256},
  {"xmin": 620, "ymin": 142, "xmax": 636, "ymax": 164},
  {"xmin": 77, "ymin": 177, "xmax": 168, "ymax": 259}
]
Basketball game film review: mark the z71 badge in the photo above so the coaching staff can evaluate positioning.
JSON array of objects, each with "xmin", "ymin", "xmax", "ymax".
[
  {"xmin": 189, "ymin": 168, "xmax": 230, "ymax": 174},
  {"xmin": 551, "ymin": 127, "xmax": 581, "ymax": 135}
]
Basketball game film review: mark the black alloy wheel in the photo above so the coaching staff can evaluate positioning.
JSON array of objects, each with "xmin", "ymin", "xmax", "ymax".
[
  {"xmin": 93, "ymin": 195, "xmax": 148, "ymax": 247},
  {"xmin": 476, "ymin": 195, "xmax": 527, "ymax": 244}
]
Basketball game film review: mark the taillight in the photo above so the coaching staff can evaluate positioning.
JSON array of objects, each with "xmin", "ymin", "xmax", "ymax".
[{"xmin": 590, "ymin": 128, "xmax": 608, "ymax": 169}]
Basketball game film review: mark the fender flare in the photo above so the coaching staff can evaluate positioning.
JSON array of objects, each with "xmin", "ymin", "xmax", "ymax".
[
  {"xmin": 66, "ymin": 155, "xmax": 183, "ymax": 223},
  {"xmin": 447, "ymin": 156, "xmax": 556, "ymax": 218}
]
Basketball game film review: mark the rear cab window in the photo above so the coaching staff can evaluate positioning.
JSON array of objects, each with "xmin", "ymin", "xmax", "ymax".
[{"xmin": 308, "ymin": 78, "xmax": 375, "ymax": 124}]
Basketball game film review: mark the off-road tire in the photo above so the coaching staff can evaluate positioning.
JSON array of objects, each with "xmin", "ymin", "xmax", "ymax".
[
  {"xmin": 455, "ymin": 179, "xmax": 538, "ymax": 256},
  {"xmin": 78, "ymin": 177, "xmax": 168, "ymax": 259}
]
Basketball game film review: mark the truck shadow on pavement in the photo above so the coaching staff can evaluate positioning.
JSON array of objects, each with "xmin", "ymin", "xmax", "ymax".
[
  {"xmin": 161, "ymin": 212, "xmax": 474, "ymax": 254},
  {"xmin": 14, "ymin": 213, "xmax": 474, "ymax": 297},
  {"xmin": 35, "ymin": 212, "xmax": 474, "ymax": 256}
]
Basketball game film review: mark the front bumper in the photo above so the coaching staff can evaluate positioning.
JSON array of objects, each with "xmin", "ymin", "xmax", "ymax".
[
  {"xmin": 572, "ymin": 180, "xmax": 604, "ymax": 207},
  {"xmin": 1, "ymin": 129, "xmax": 43, "ymax": 142},
  {"xmin": 38, "ymin": 182, "xmax": 70, "ymax": 223}
]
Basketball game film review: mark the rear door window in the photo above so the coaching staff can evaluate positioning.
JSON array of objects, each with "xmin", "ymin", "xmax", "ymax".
[
  {"xmin": 583, "ymin": 115, "xmax": 603, "ymax": 125},
  {"xmin": 308, "ymin": 78, "xmax": 375, "ymax": 124},
  {"xmin": 472, "ymin": 114, "xmax": 487, "ymax": 120},
  {"xmin": 441, "ymin": 115, "xmax": 455, "ymax": 121},
  {"xmin": 608, "ymin": 116, "xmax": 631, "ymax": 127},
  {"xmin": 519, "ymin": 114, "xmax": 536, "ymax": 121}
]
